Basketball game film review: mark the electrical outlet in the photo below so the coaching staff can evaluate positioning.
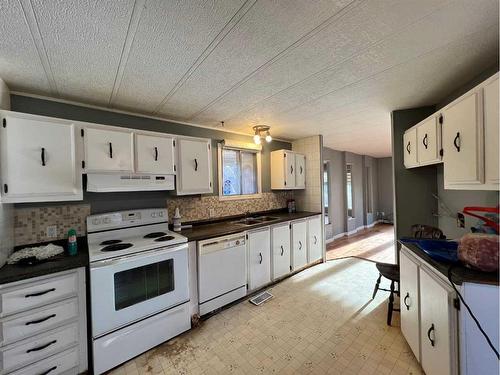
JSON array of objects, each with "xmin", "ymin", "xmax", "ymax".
[{"xmin": 46, "ymin": 225, "xmax": 58, "ymax": 238}]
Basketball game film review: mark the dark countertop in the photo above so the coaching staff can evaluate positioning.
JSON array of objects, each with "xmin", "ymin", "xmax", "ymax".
[
  {"xmin": 400, "ymin": 241, "xmax": 499, "ymax": 286},
  {"xmin": 179, "ymin": 211, "xmax": 322, "ymax": 242},
  {"xmin": 0, "ymin": 237, "xmax": 89, "ymax": 285}
]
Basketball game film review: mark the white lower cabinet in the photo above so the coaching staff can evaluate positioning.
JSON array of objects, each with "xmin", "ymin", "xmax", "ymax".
[
  {"xmin": 307, "ymin": 215, "xmax": 322, "ymax": 263},
  {"xmin": 247, "ymin": 228, "xmax": 271, "ymax": 291},
  {"xmin": 291, "ymin": 220, "xmax": 307, "ymax": 271},
  {"xmin": 271, "ymin": 223, "xmax": 291, "ymax": 280}
]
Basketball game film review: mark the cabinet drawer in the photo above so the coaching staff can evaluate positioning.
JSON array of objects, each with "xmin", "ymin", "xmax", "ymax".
[
  {"xmin": 1, "ymin": 298, "xmax": 78, "ymax": 345},
  {"xmin": 0, "ymin": 272, "xmax": 78, "ymax": 317},
  {"xmin": 1, "ymin": 323, "xmax": 78, "ymax": 373},
  {"xmin": 9, "ymin": 347, "xmax": 78, "ymax": 375}
]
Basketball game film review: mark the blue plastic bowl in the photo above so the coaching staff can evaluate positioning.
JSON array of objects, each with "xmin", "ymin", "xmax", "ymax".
[{"xmin": 401, "ymin": 238, "xmax": 459, "ymax": 263}]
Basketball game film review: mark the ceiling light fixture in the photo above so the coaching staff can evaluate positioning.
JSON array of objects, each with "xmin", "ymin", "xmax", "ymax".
[{"xmin": 252, "ymin": 125, "xmax": 272, "ymax": 144}]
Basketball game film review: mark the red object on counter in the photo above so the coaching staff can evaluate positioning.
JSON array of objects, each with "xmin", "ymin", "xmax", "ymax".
[
  {"xmin": 462, "ymin": 206, "xmax": 499, "ymax": 234},
  {"xmin": 458, "ymin": 233, "xmax": 499, "ymax": 272}
]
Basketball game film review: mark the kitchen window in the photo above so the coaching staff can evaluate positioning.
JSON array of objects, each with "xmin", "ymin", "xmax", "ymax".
[
  {"xmin": 346, "ymin": 164, "xmax": 354, "ymax": 218},
  {"xmin": 218, "ymin": 141, "xmax": 262, "ymax": 200}
]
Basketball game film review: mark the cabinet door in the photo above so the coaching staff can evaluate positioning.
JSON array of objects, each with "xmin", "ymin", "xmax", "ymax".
[
  {"xmin": 271, "ymin": 224, "xmax": 291, "ymax": 279},
  {"xmin": 135, "ymin": 134, "xmax": 175, "ymax": 174},
  {"xmin": 420, "ymin": 267, "xmax": 457, "ymax": 375},
  {"xmin": 307, "ymin": 215, "xmax": 322, "ymax": 263},
  {"xmin": 284, "ymin": 151, "xmax": 295, "ymax": 188},
  {"xmin": 442, "ymin": 92, "xmax": 483, "ymax": 186},
  {"xmin": 84, "ymin": 128, "xmax": 134, "ymax": 172},
  {"xmin": 291, "ymin": 220, "xmax": 307, "ymax": 271},
  {"xmin": 177, "ymin": 138, "xmax": 212, "ymax": 194},
  {"xmin": 248, "ymin": 228, "xmax": 271, "ymax": 291},
  {"xmin": 417, "ymin": 116, "xmax": 441, "ymax": 165},
  {"xmin": 295, "ymin": 154, "xmax": 306, "ymax": 189},
  {"xmin": 400, "ymin": 250, "xmax": 420, "ymax": 361},
  {"xmin": 0, "ymin": 113, "xmax": 81, "ymax": 202},
  {"xmin": 403, "ymin": 128, "xmax": 418, "ymax": 168},
  {"xmin": 483, "ymin": 77, "xmax": 499, "ymax": 186}
]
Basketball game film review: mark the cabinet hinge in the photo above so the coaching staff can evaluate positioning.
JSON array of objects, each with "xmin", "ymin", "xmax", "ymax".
[
  {"xmin": 208, "ymin": 143, "xmax": 211, "ymax": 150},
  {"xmin": 80, "ymin": 128, "xmax": 84, "ymax": 137},
  {"xmin": 284, "ymin": 181, "xmax": 286, "ymax": 186},
  {"xmin": 453, "ymin": 298, "xmax": 460, "ymax": 310},
  {"xmin": 209, "ymin": 181, "xmax": 212, "ymax": 187},
  {"xmin": 289, "ymin": 223, "xmax": 291, "ymax": 229},
  {"xmin": 2, "ymin": 119, "xmax": 6, "ymax": 128},
  {"xmin": 439, "ymin": 148, "xmax": 444, "ymax": 157},
  {"xmin": 289, "ymin": 265, "xmax": 292, "ymax": 271},
  {"xmin": 82, "ymin": 160, "xmax": 85, "ymax": 169},
  {"xmin": 173, "ymin": 139, "xmax": 176, "ymax": 147},
  {"xmin": 284, "ymin": 153, "xmax": 286, "ymax": 157},
  {"xmin": 174, "ymin": 165, "xmax": 176, "ymax": 172},
  {"xmin": 438, "ymin": 115, "xmax": 443, "ymax": 125},
  {"xmin": 246, "ymin": 234, "xmax": 248, "ymax": 240},
  {"xmin": 3, "ymin": 184, "xmax": 7, "ymax": 194}
]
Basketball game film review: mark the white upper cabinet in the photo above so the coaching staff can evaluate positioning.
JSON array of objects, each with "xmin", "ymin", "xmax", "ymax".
[
  {"xmin": 483, "ymin": 76, "xmax": 499, "ymax": 187},
  {"xmin": 271, "ymin": 150, "xmax": 305, "ymax": 189},
  {"xmin": 0, "ymin": 111, "xmax": 82, "ymax": 203},
  {"xmin": 307, "ymin": 215, "xmax": 322, "ymax": 263},
  {"xmin": 176, "ymin": 137, "xmax": 212, "ymax": 195},
  {"xmin": 291, "ymin": 220, "xmax": 307, "ymax": 271},
  {"xmin": 135, "ymin": 134, "xmax": 175, "ymax": 174},
  {"xmin": 84, "ymin": 127, "xmax": 134, "ymax": 173},
  {"xmin": 271, "ymin": 223, "xmax": 291, "ymax": 280},
  {"xmin": 442, "ymin": 91, "xmax": 483, "ymax": 187},
  {"xmin": 417, "ymin": 115, "xmax": 441, "ymax": 165},
  {"xmin": 247, "ymin": 228, "xmax": 271, "ymax": 291},
  {"xmin": 403, "ymin": 128, "xmax": 418, "ymax": 168},
  {"xmin": 295, "ymin": 153, "xmax": 306, "ymax": 188}
]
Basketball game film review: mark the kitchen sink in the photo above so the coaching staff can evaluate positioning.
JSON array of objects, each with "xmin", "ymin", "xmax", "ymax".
[
  {"xmin": 232, "ymin": 216, "xmax": 280, "ymax": 226},
  {"xmin": 253, "ymin": 216, "xmax": 279, "ymax": 222}
]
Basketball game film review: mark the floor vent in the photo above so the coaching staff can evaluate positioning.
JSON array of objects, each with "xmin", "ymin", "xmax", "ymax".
[{"xmin": 249, "ymin": 291, "xmax": 273, "ymax": 306}]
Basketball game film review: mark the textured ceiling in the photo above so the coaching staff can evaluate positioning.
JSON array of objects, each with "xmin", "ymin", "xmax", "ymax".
[{"xmin": 1, "ymin": 0, "xmax": 498, "ymax": 157}]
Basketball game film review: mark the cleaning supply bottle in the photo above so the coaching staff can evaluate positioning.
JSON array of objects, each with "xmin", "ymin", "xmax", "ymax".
[
  {"xmin": 67, "ymin": 229, "xmax": 78, "ymax": 256},
  {"xmin": 173, "ymin": 208, "xmax": 182, "ymax": 232}
]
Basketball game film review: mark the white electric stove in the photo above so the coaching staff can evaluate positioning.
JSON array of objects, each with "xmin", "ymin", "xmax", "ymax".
[{"xmin": 87, "ymin": 208, "xmax": 191, "ymax": 374}]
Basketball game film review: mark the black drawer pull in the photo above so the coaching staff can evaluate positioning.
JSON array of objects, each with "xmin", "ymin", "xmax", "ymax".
[
  {"xmin": 39, "ymin": 366, "xmax": 57, "ymax": 375},
  {"xmin": 259, "ymin": 252, "xmax": 263, "ymax": 264},
  {"xmin": 423, "ymin": 133, "xmax": 428, "ymax": 149},
  {"xmin": 25, "ymin": 288, "xmax": 56, "ymax": 298},
  {"xmin": 300, "ymin": 166, "xmax": 303, "ymax": 174},
  {"xmin": 406, "ymin": 141, "xmax": 411, "ymax": 154},
  {"xmin": 25, "ymin": 314, "xmax": 56, "ymax": 326},
  {"xmin": 403, "ymin": 293, "xmax": 410, "ymax": 310},
  {"xmin": 109, "ymin": 142, "xmax": 113, "ymax": 158},
  {"xmin": 280, "ymin": 245, "xmax": 284, "ymax": 256},
  {"xmin": 427, "ymin": 323, "xmax": 435, "ymax": 347},
  {"xmin": 27, "ymin": 339, "xmax": 57, "ymax": 353},
  {"xmin": 453, "ymin": 132, "xmax": 461, "ymax": 152},
  {"xmin": 154, "ymin": 146, "xmax": 158, "ymax": 161},
  {"xmin": 194, "ymin": 158, "xmax": 198, "ymax": 171},
  {"xmin": 41, "ymin": 147, "xmax": 46, "ymax": 166}
]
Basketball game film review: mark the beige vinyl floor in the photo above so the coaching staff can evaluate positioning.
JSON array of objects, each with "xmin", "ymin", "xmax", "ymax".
[{"xmin": 110, "ymin": 258, "xmax": 423, "ymax": 375}]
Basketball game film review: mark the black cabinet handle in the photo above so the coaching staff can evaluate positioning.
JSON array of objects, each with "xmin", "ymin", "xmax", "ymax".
[
  {"xmin": 25, "ymin": 288, "xmax": 56, "ymax": 298},
  {"xmin": 41, "ymin": 147, "xmax": 46, "ymax": 166},
  {"xmin": 280, "ymin": 245, "xmax": 284, "ymax": 256},
  {"xmin": 313, "ymin": 235, "xmax": 317, "ymax": 245},
  {"xmin": 406, "ymin": 141, "xmax": 411, "ymax": 154},
  {"xmin": 298, "ymin": 241, "xmax": 302, "ymax": 250},
  {"xmin": 423, "ymin": 133, "xmax": 428, "ymax": 149},
  {"xmin": 25, "ymin": 314, "xmax": 56, "ymax": 326},
  {"xmin": 453, "ymin": 132, "xmax": 460, "ymax": 152},
  {"xmin": 27, "ymin": 339, "xmax": 57, "ymax": 353},
  {"xmin": 194, "ymin": 158, "xmax": 198, "ymax": 171},
  {"xmin": 259, "ymin": 252, "xmax": 263, "ymax": 264},
  {"xmin": 39, "ymin": 366, "xmax": 57, "ymax": 375},
  {"xmin": 290, "ymin": 165, "xmax": 293, "ymax": 174},
  {"xmin": 404, "ymin": 293, "xmax": 410, "ymax": 310},
  {"xmin": 427, "ymin": 324, "xmax": 435, "ymax": 347},
  {"xmin": 154, "ymin": 147, "xmax": 158, "ymax": 161},
  {"xmin": 300, "ymin": 166, "xmax": 303, "ymax": 174},
  {"xmin": 109, "ymin": 142, "xmax": 113, "ymax": 158}
]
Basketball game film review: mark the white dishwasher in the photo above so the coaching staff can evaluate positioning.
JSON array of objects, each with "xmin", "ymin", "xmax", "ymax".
[{"xmin": 198, "ymin": 233, "xmax": 247, "ymax": 315}]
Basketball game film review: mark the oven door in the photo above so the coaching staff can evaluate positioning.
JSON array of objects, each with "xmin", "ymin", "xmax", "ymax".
[{"xmin": 90, "ymin": 243, "xmax": 189, "ymax": 337}]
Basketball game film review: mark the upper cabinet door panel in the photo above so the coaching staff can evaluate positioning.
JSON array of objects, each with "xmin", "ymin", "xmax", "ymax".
[
  {"xmin": 0, "ymin": 113, "xmax": 81, "ymax": 202},
  {"xmin": 417, "ymin": 116, "xmax": 440, "ymax": 165},
  {"xmin": 284, "ymin": 151, "xmax": 295, "ymax": 188},
  {"xmin": 84, "ymin": 128, "xmax": 134, "ymax": 172},
  {"xmin": 177, "ymin": 138, "xmax": 212, "ymax": 194},
  {"xmin": 295, "ymin": 154, "xmax": 306, "ymax": 188},
  {"xmin": 403, "ymin": 128, "xmax": 418, "ymax": 168},
  {"xmin": 483, "ymin": 77, "xmax": 499, "ymax": 186},
  {"xmin": 135, "ymin": 134, "xmax": 175, "ymax": 174},
  {"xmin": 442, "ymin": 92, "xmax": 483, "ymax": 185}
]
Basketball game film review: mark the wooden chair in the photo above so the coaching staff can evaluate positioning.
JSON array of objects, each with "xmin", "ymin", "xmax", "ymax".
[{"xmin": 372, "ymin": 263, "xmax": 400, "ymax": 326}]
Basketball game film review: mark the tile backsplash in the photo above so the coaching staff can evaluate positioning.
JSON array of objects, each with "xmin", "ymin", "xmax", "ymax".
[{"xmin": 13, "ymin": 192, "xmax": 292, "ymax": 246}]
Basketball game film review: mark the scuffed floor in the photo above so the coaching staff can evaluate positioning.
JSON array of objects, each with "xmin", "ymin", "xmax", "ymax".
[{"xmin": 111, "ymin": 258, "xmax": 422, "ymax": 374}]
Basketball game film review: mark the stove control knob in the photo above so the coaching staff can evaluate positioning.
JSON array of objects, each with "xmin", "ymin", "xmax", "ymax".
[
  {"xmin": 104, "ymin": 217, "xmax": 110, "ymax": 224},
  {"xmin": 235, "ymin": 240, "xmax": 240, "ymax": 245},
  {"xmin": 151, "ymin": 213, "xmax": 157, "ymax": 218},
  {"xmin": 92, "ymin": 219, "xmax": 100, "ymax": 225},
  {"xmin": 159, "ymin": 211, "xmax": 164, "ymax": 217}
]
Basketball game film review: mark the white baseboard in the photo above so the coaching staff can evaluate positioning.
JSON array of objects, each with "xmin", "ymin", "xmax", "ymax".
[{"xmin": 325, "ymin": 221, "xmax": 386, "ymax": 244}]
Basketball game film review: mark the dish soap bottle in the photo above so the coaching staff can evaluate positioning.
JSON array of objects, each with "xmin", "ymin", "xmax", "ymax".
[
  {"xmin": 173, "ymin": 208, "xmax": 182, "ymax": 232},
  {"xmin": 67, "ymin": 229, "xmax": 78, "ymax": 256}
]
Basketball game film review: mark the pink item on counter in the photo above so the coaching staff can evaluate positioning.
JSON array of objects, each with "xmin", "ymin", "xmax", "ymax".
[{"xmin": 458, "ymin": 233, "xmax": 499, "ymax": 272}]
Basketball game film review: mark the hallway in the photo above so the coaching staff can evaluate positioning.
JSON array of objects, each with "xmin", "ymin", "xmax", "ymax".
[{"xmin": 326, "ymin": 224, "xmax": 396, "ymax": 264}]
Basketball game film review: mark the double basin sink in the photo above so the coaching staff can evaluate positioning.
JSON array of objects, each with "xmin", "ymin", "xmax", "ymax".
[{"xmin": 232, "ymin": 216, "xmax": 280, "ymax": 226}]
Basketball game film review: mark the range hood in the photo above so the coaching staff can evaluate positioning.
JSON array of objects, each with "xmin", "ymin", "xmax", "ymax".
[{"xmin": 86, "ymin": 173, "xmax": 174, "ymax": 192}]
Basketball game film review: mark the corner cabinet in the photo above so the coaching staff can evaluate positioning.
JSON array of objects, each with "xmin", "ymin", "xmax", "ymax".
[
  {"xmin": 0, "ymin": 111, "xmax": 82, "ymax": 203},
  {"xmin": 270, "ymin": 150, "xmax": 306, "ymax": 189},
  {"xmin": 175, "ymin": 137, "xmax": 212, "ymax": 195}
]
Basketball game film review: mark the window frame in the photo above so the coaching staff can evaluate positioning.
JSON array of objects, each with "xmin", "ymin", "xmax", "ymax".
[
  {"xmin": 217, "ymin": 143, "xmax": 262, "ymax": 201},
  {"xmin": 346, "ymin": 163, "xmax": 354, "ymax": 219}
]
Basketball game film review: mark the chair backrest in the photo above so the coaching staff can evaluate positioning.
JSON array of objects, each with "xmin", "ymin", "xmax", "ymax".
[{"xmin": 411, "ymin": 224, "xmax": 445, "ymax": 239}]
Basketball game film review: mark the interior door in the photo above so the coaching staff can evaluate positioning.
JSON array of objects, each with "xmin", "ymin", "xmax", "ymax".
[
  {"xmin": 0, "ymin": 114, "xmax": 80, "ymax": 200},
  {"xmin": 84, "ymin": 128, "xmax": 134, "ymax": 172},
  {"xmin": 403, "ymin": 128, "xmax": 418, "ymax": 168},
  {"xmin": 307, "ymin": 215, "xmax": 322, "ymax": 263},
  {"xmin": 442, "ymin": 92, "xmax": 483, "ymax": 185},
  {"xmin": 177, "ymin": 138, "xmax": 211, "ymax": 194},
  {"xmin": 284, "ymin": 151, "xmax": 295, "ymax": 188},
  {"xmin": 135, "ymin": 134, "xmax": 175, "ymax": 174},
  {"xmin": 483, "ymin": 77, "xmax": 499, "ymax": 185},
  {"xmin": 248, "ymin": 228, "xmax": 271, "ymax": 290},
  {"xmin": 271, "ymin": 223, "xmax": 291, "ymax": 279},
  {"xmin": 417, "ymin": 116, "xmax": 440, "ymax": 165},
  {"xmin": 420, "ymin": 267, "xmax": 456, "ymax": 375},
  {"xmin": 295, "ymin": 154, "xmax": 306, "ymax": 188},
  {"xmin": 291, "ymin": 220, "xmax": 307, "ymax": 270},
  {"xmin": 400, "ymin": 250, "xmax": 420, "ymax": 361}
]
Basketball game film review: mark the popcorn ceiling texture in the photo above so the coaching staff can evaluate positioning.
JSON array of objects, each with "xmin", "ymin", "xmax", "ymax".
[{"xmin": 13, "ymin": 192, "xmax": 292, "ymax": 246}]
